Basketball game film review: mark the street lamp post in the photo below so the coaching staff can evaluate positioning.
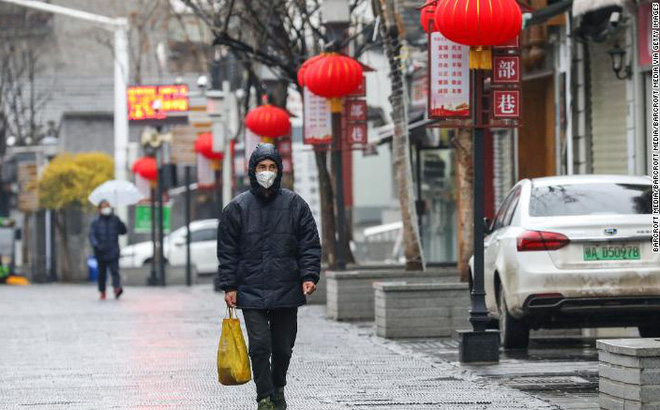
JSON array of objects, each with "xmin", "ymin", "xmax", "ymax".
[
  {"xmin": 456, "ymin": 70, "xmax": 500, "ymax": 363},
  {"xmin": 41, "ymin": 128, "xmax": 58, "ymax": 283},
  {"xmin": 429, "ymin": 0, "xmax": 523, "ymax": 363}
]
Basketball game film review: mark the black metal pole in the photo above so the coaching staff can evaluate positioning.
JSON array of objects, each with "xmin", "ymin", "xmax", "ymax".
[
  {"xmin": 331, "ymin": 110, "xmax": 347, "ymax": 271},
  {"xmin": 184, "ymin": 166, "xmax": 192, "ymax": 287},
  {"xmin": 156, "ymin": 168, "xmax": 166, "ymax": 286},
  {"xmin": 148, "ymin": 187, "xmax": 157, "ymax": 286},
  {"xmin": 215, "ymin": 168, "xmax": 223, "ymax": 215},
  {"xmin": 470, "ymin": 126, "xmax": 489, "ymax": 332}
]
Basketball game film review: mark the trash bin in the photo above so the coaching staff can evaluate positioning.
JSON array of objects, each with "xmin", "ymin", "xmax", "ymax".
[{"xmin": 87, "ymin": 256, "xmax": 98, "ymax": 282}]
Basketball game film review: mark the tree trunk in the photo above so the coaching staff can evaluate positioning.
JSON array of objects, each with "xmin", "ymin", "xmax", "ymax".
[
  {"xmin": 54, "ymin": 210, "xmax": 72, "ymax": 282},
  {"xmin": 453, "ymin": 129, "xmax": 473, "ymax": 282},
  {"xmin": 377, "ymin": 0, "xmax": 425, "ymax": 271},
  {"xmin": 326, "ymin": 150, "xmax": 357, "ymax": 267},
  {"xmin": 315, "ymin": 149, "xmax": 337, "ymax": 268}
]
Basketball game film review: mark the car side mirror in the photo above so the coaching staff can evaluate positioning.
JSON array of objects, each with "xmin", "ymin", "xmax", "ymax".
[
  {"xmin": 173, "ymin": 236, "xmax": 186, "ymax": 246},
  {"xmin": 483, "ymin": 218, "xmax": 492, "ymax": 235}
]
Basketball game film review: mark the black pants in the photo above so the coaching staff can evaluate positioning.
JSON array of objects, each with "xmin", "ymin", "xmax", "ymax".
[
  {"xmin": 242, "ymin": 308, "xmax": 298, "ymax": 402},
  {"xmin": 97, "ymin": 258, "xmax": 121, "ymax": 292}
]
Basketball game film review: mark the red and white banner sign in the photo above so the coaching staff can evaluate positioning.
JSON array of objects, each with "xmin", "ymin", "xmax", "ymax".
[
  {"xmin": 429, "ymin": 32, "xmax": 470, "ymax": 118},
  {"xmin": 197, "ymin": 153, "xmax": 215, "ymax": 189},
  {"xmin": 492, "ymin": 90, "xmax": 521, "ymax": 119},
  {"xmin": 492, "ymin": 56, "xmax": 521, "ymax": 84},
  {"xmin": 244, "ymin": 129, "xmax": 262, "ymax": 173},
  {"xmin": 303, "ymin": 88, "xmax": 333, "ymax": 145}
]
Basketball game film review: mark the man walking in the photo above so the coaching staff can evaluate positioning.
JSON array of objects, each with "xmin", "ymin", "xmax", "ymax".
[
  {"xmin": 217, "ymin": 143, "xmax": 321, "ymax": 410},
  {"xmin": 89, "ymin": 200, "xmax": 127, "ymax": 300}
]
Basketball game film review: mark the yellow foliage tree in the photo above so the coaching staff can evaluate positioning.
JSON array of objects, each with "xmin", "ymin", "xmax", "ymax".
[
  {"xmin": 38, "ymin": 152, "xmax": 114, "ymax": 281},
  {"xmin": 39, "ymin": 152, "xmax": 114, "ymax": 210}
]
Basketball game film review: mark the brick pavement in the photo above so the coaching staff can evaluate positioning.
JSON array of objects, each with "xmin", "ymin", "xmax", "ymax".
[{"xmin": 0, "ymin": 285, "xmax": 558, "ymax": 409}]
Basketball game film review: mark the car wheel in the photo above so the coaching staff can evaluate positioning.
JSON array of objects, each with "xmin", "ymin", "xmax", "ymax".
[
  {"xmin": 638, "ymin": 326, "xmax": 660, "ymax": 338},
  {"xmin": 498, "ymin": 286, "xmax": 529, "ymax": 349}
]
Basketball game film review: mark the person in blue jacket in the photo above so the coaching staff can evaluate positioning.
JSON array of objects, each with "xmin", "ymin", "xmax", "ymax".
[
  {"xmin": 217, "ymin": 143, "xmax": 321, "ymax": 410},
  {"xmin": 89, "ymin": 200, "xmax": 127, "ymax": 300}
]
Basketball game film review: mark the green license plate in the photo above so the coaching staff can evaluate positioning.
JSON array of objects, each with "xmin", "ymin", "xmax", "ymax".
[{"xmin": 583, "ymin": 244, "xmax": 641, "ymax": 261}]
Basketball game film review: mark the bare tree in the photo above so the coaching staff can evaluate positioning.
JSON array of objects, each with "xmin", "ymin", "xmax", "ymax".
[
  {"xmin": 179, "ymin": 0, "xmax": 376, "ymax": 268},
  {"xmin": 0, "ymin": 37, "xmax": 50, "ymax": 147},
  {"xmin": 93, "ymin": 0, "xmax": 171, "ymax": 85},
  {"xmin": 373, "ymin": 0, "xmax": 425, "ymax": 271}
]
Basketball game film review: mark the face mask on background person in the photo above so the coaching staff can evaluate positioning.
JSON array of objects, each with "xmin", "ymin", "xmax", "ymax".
[
  {"xmin": 256, "ymin": 171, "xmax": 277, "ymax": 189},
  {"xmin": 101, "ymin": 207, "xmax": 113, "ymax": 216}
]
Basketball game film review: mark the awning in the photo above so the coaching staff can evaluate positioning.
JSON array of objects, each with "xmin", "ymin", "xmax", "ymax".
[
  {"xmin": 572, "ymin": 0, "xmax": 627, "ymax": 16},
  {"xmin": 524, "ymin": 0, "xmax": 573, "ymax": 27}
]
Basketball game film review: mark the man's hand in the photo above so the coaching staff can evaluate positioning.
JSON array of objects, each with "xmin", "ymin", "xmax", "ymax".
[
  {"xmin": 224, "ymin": 290, "xmax": 237, "ymax": 308},
  {"xmin": 302, "ymin": 281, "xmax": 316, "ymax": 296}
]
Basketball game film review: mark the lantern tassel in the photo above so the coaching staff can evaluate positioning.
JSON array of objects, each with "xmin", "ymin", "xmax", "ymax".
[
  {"xmin": 469, "ymin": 46, "xmax": 492, "ymax": 70},
  {"xmin": 330, "ymin": 98, "xmax": 342, "ymax": 113},
  {"xmin": 261, "ymin": 137, "xmax": 274, "ymax": 144}
]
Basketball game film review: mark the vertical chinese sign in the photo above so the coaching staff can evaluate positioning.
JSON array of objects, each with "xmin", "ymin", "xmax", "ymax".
[
  {"xmin": 428, "ymin": 32, "xmax": 470, "ymax": 118},
  {"xmin": 491, "ymin": 37, "xmax": 522, "ymax": 121},
  {"xmin": 344, "ymin": 99, "xmax": 368, "ymax": 146}
]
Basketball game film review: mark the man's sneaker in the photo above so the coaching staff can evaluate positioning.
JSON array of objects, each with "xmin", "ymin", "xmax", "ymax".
[
  {"xmin": 257, "ymin": 397, "xmax": 275, "ymax": 410},
  {"xmin": 271, "ymin": 388, "xmax": 287, "ymax": 410},
  {"xmin": 99, "ymin": 291, "xmax": 106, "ymax": 300},
  {"xmin": 114, "ymin": 287, "xmax": 124, "ymax": 299}
]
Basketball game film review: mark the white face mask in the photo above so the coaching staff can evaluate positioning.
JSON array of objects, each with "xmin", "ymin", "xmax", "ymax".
[
  {"xmin": 101, "ymin": 207, "xmax": 112, "ymax": 216},
  {"xmin": 256, "ymin": 171, "xmax": 277, "ymax": 189}
]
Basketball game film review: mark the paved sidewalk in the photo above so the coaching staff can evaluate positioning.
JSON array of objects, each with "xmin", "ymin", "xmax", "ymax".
[{"xmin": 0, "ymin": 285, "xmax": 557, "ymax": 409}]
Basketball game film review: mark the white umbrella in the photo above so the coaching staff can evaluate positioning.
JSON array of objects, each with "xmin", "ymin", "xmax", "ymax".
[{"xmin": 88, "ymin": 180, "xmax": 145, "ymax": 207}]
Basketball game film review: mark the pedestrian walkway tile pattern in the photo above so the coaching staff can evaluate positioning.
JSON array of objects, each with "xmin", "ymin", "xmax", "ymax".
[{"xmin": 0, "ymin": 285, "xmax": 558, "ymax": 409}]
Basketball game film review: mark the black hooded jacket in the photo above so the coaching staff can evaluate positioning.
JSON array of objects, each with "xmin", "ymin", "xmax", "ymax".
[{"xmin": 216, "ymin": 143, "xmax": 322, "ymax": 309}]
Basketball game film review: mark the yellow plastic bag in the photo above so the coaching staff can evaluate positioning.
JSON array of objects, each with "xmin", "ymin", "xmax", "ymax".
[{"xmin": 217, "ymin": 308, "xmax": 252, "ymax": 386}]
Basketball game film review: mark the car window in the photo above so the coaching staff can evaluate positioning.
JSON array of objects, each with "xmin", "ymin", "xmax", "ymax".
[
  {"xmin": 502, "ymin": 188, "xmax": 522, "ymax": 227},
  {"xmin": 529, "ymin": 183, "xmax": 652, "ymax": 217},
  {"xmin": 492, "ymin": 188, "xmax": 517, "ymax": 231},
  {"xmin": 190, "ymin": 228, "xmax": 217, "ymax": 243}
]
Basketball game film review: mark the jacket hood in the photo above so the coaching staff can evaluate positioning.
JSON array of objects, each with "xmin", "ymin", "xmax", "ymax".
[{"xmin": 248, "ymin": 143, "xmax": 283, "ymax": 200}]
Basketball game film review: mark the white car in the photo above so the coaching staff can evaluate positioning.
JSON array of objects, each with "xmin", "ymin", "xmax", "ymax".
[
  {"xmin": 471, "ymin": 175, "xmax": 659, "ymax": 349},
  {"xmin": 120, "ymin": 219, "xmax": 219, "ymax": 275}
]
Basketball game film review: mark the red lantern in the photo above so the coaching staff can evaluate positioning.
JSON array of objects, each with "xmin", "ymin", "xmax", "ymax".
[
  {"xmin": 304, "ymin": 54, "xmax": 363, "ymax": 109},
  {"xmin": 245, "ymin": 104, "xmax": 291, "ymax": 139},
  {"xmin": 131, "ymin": 156, "xmax": 158, "ymax": 181},
  {"xmin": 420, "ymin": 0, "xmax": 437, "ymax": 33},
  {"xmin": 434, "ymin": 0, "xmax": 522, "ymax": 68},
  {"xmin": 297, "ymin": 55, "xmax": 324, "ymax": 87},
  {"xmin": 194, "ymin": 132, "xmax": 224, "ymax": 160}
]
